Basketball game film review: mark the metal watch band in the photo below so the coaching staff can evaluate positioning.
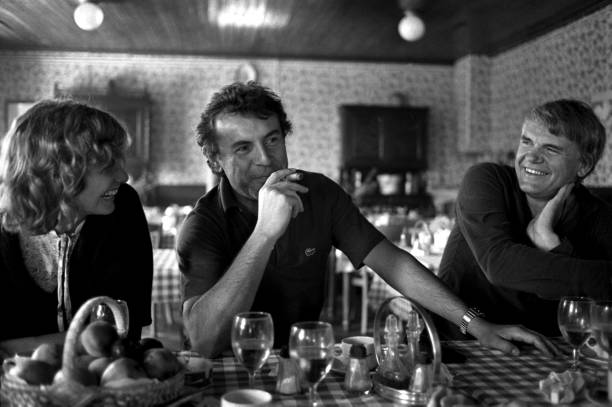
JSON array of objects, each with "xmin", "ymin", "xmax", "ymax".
[{"xmin": 459, "ymin": 307, "xmax": 484, "ymax": 335}]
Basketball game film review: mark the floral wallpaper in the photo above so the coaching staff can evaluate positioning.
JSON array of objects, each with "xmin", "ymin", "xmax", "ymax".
[
  {"xmin": 488, "ymin": 3, "xmax": 612, "ymax": 186},
  {"xmin": 0, "ymin": 53, "xmax": 454, "ymax": 186},
  {"xmin": 0, "ymin": 3, "xmax": 610, "ymax": 190}
]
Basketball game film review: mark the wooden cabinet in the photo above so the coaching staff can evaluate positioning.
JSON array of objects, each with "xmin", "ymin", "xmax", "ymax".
[
  {"xmin": 339, "ymin": 105, "xmax": 432, "ymax": 212},
  {"xmin": 340, "ymin": 105, "xmax": 428, "ymax": 172}
]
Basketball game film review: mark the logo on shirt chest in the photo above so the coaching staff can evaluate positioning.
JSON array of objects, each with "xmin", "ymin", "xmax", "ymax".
[{"xmin": 305, "ymin": 248, "xmax": 316, "ymax": 256}]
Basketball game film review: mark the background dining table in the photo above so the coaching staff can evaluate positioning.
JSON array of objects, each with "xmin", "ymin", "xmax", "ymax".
[
  {"xmin": 153, "ymin": 248, "xmax": 181, "ymax": 304},
  {"xmin": 151, "ymin": 248, "xmax": 181, "ymax": 337},
  {"xmin": 193, "ymin": 338, "xmax": 605, "ymax": 406}
]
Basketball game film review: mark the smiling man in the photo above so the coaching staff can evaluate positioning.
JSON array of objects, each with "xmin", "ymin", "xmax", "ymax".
[
  {"xmin": 177, "ymin": 82, "xmax": 557, "ymax": 358},
  {"xmin": 437, "ymin": 99, "xmax": 612, "ymax": 338}
]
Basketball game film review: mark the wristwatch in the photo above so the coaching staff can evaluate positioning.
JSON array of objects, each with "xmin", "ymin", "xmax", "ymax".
[{"xmin": 459, "ymin": 307, "xmax": 485, "ymax": 335}]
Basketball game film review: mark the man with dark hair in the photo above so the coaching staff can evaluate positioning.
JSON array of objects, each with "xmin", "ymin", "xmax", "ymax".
[
  {"xmin": 178, "ymin": 81, "xmax": 554, "ymax": 357},
  {"xmin": 437, "ymin": 99, "xmax": 612, "ymax": 338}
]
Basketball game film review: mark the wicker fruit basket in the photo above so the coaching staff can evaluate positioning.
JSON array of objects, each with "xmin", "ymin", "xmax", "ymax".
[{"xmin": 1, "ymin": 296, "xmax": 185, "ymax": 407}]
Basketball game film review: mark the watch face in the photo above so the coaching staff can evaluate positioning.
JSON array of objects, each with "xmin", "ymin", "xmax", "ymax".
[{"xmin": 235, "ymin": 63, "xmax": 258, "ymax": 83}]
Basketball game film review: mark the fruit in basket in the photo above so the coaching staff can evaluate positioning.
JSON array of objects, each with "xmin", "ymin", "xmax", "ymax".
[
  {"xmin": 53, "ymin": 366, "xmax": 97, "ymax": 387},
  {"xmin": 142, "ymin": 348, "xmax": 182, "ymax": 380},
  {"xmin": 76, "ymin": 354, "xmax": 97, "ymax": 369},
  {"xmin": 88, "ymin": 356, "xmax": 113, "ymax": 380},
  {"xmin": 80, "ymin": 320, "xmax": 119, "ymax": 357},
  {"xmin": 104, "ymin": 377, "xmax": 154, "ymax": 388},
  {"xmin": 31, "ymin": 343, "xmax": 63, "ymax": 369},
  {"xmin": 8, "ymin": 356, "xmax": 56, "ymax": 385},
  {"xmin": 139, "ymin": 337, "xmax": 164, "ymax": 352},
  {"xmin": 111, "ymin": 337, "xmax": 143, "ymax": 361},
  {"xmin": 100, "ymin": 357, "xmax": 148, "ymax": 386}
]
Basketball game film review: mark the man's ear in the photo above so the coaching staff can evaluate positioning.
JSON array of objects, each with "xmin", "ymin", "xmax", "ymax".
[
  {"xmin": 577, "ymin": 157, "xmax": 591, "ymax": 179},
  {"xmin": 207, "ymin": 159, "xmax": 223, "ymax": 174}
]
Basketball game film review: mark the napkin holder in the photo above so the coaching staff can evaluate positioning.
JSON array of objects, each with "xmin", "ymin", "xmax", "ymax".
[{"xmin": 372, "ymin": 296, "xmax": 441, "ymax": 405}]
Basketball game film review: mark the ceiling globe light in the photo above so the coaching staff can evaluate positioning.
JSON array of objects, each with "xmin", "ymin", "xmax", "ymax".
[
  {"xmin": 74, "ymin": 1, "xmax": 104, "ymax": 31},
  {"xmin": 398, "ymin": 11, "xmax": 425, "ymax": 41}
]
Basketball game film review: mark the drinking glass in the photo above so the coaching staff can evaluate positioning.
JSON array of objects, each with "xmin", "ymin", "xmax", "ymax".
[
  {"xmin": 590, "ymin": 301, "xmax": 612, "ymax": 402},
  {"xmin": 289, "ymin": 321, "xmax": 335, "ymax": 406},
  {"xmin": 557, "ymin": 296, "xmax": 592, "ymax": 370},
  {"xmin": 231, "ymin": 312, "xmax": 274, "ymax": 388}
]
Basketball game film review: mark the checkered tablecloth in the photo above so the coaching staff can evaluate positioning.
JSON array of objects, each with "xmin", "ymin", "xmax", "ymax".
[
  {"xmin": 446, "ymin": 338, "xmax": 604, "ymax": 406},
  {"xmin": 200, "ymin": 339, "xmax": 606, "ymax": 406},
  {"xmin": 152, "ymin": 248, "xmax": 181, "ymax": 304},
  {"xmin": 202, "ymin": 353, "xmax": 392, "ymax": 406}
]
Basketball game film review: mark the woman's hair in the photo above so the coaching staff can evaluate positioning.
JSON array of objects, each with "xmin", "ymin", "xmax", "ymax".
[
  {"xmin": 527, "ymin": 99, "xmax": 606, "ymax": 180},
  {"xmin": 196, "ymin": 81, "xmax": 292, "ymax": 169},
  {"xmin": 0, "ymin": 99, "xmax": 128, "ymax": 234}
]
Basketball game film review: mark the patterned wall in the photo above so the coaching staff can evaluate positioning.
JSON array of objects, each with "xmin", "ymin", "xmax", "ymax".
[
  {"xmin": 488, "ymin": 3, "xmax": 612, "ymax": 186},
  {"xmin": 454, "ymin": 55, "xmax": 491, "ymax": 154},
  {"xmin": 0, "ymin": 3, "xmax": 610, "ymax": 189},
  {"xmin": 0, "ymin": 53, "xmax": 454, "ymax": 186}
]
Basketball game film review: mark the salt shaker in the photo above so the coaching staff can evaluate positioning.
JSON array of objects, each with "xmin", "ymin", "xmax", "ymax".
[
  {"xmin": 344, "ymin": 344, "xmax": 372, "ymax": 395},
  {"xmin": 276, "ymin": 346, "xmax": 301, "ymax": 395}
]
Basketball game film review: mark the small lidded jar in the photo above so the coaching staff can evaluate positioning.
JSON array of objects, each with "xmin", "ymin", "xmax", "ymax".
[{"xmin": 344, "ymin": 344, "xmax": 372, "ymax": 395}]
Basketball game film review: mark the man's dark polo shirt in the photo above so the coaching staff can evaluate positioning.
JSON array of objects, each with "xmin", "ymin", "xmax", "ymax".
[{"xmin": 177, "ymin": 171, "xmax": 384, "ymax": 346}]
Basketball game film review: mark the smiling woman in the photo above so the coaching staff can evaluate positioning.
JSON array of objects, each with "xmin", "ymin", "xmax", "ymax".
[{"xmin": 0, "ymin": 99, "xmax": 153, "ymax": 356}]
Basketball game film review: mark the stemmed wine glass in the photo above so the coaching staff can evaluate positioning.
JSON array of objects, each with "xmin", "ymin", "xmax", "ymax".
[
  {"xmin": 289, "ymin": 321, "xmax": 335, "ymax": 407},
  {"xmin": 590, "ymin": 301, "xmax": 612, "ymax": 402},
  {"xmin": 231, "ymin": 312, "xmax": 274, "ymax": 388},
  {"xmin": 557, "ymin": 296, "xmax": 593, "ymax": 371}
]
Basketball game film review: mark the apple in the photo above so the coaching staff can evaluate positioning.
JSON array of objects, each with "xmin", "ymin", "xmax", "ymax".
[
  {"xmin": 80, "ymin": 320, "xmax": 119, "ymax": 357},
  {"xmin": 142, "ymin": 348, "xmax": 182, "ymax": 380},
  {"xmin": 8, "ymin": 356, "xmax": 55, "ymax": 385},
  {"xmin": 88, "ymin": 357, "xmax": 113, "ymax": 380},
  {"xmin": 31, "ymin": 343, "xmax": 63, "ymax": 369},
  {"xmin": 100, "ymin": 357, "xmax": 147, "ymax": 386},
  {"xmin": 54, "ymin": 365, "xmax": 97, "ymax": 387}
]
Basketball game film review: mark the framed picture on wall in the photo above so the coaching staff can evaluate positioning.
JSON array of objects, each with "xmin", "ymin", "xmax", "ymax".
[{"xmin": 5, "ymin": 101, "xmax": 35, "ymax": 131}]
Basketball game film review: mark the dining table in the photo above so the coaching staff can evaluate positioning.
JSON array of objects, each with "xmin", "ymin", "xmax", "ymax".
[
  {"xmin": 153, "ymin": 248, "xmax": 181, "ymax": 304},
  {"xmin": 151, "ymin": 248, "xmax": 181, "ymax": 337},
  {"xmin": 188, "ymin": 337, "xmax": 605, "ymax": 406}
]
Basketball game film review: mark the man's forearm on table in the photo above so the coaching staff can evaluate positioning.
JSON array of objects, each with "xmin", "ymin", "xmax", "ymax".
[
  {"xmin": 366, "ymin": 240, "xmax": 466, "ymax": 327},
  {"xmin": 185, "ymin": 231, "xmax": 277, "ymax": 357}
]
